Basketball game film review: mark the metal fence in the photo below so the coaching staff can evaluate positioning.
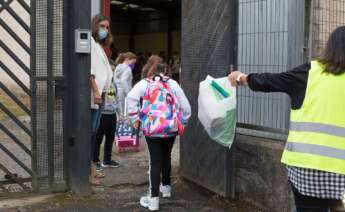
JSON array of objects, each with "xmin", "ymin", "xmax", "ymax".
[
  {"xmin": 0, "ymin": 0, "xmax": 67, "ymax": 195},
  {"xmin": 236, "ymin": 0, "xmax": 345, "ymax": 140},
  {"xmin": 32, "ymin": 0, "xmax": 66, "ymax": 190},
  {"xmin": 0, "ymin": 0, "xmax": 33, "ymax": 195}
]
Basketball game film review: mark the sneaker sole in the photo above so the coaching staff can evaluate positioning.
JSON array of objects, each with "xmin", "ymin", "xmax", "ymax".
[
  {"xmin": 162, "ymin": 193, "xmax": 171, "ymax": 198},
  {"xmin": 140, "ymin": 201, "xmax": 159, "ymax": 211},
  {"xmin": 148, "ymin": 207, "xmax": 159, "ymax": 211},
  {"xmin": 140, "ymin": 199, "xmax": 159, "ymax": 211},
  {"xmin": 101, "ymin": 164, "xmax": 120, "ymax": 168}
]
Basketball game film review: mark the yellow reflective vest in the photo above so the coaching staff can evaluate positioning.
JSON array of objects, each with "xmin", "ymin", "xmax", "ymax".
[{"xmin": 281, "ymin": 60, "xmax": 345, "ymax": 175}]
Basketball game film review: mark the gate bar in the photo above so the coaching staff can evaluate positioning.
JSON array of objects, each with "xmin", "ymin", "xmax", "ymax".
[
  {"xmin": 17, "ymin": 0, "xmax": 30, "ymax": 15},
  {"xmin": 30, "ymin": 0, "xmax": 38, "ymax": 192},
  {"xmin": 0, "ymin": 82, "xmax": 31, "ymax": 115},
  {"xmin": 0, "ymin": 102, "xmax": 31, "ymax": 136},
  {"xmin": 0, "ymin": 163, "xmax": 30, "ymax": 190},
  {"xmin": 47, "ymin": 0, "xmax": 55, "ymax": 188},
  {"xmin": 0, "ymin": 123, "xmax": 32, "ymax": 156},
  {"xmin": 0, "ymin": 40, "xmax": 31, "ymax": 76},
  {"xmin": 0, "ymin": 61, "xmax": 31, "ymax": 96},
  {"xmin": 2, "ymin": 2, "xmax": 30, "ymax": 34},
  {"xmin": 0, "ymin": 19, "xmax": 31, "ymax": 53},
  {"xmin": 0, "ymin": 144, "xmax": 32, "ymax": 176}
]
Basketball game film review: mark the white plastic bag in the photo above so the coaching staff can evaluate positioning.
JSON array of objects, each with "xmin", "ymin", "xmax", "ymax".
[{"xmin": 198, "ymin": 75, "xmax": 236, "ymax": 148}]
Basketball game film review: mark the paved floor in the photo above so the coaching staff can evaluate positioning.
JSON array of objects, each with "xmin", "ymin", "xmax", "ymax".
[{"xmin": 4, "ymin": 137, "xmax": 264, "ymax": 212}]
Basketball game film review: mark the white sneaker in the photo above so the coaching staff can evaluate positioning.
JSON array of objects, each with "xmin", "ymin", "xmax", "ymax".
[
  {"xmin": 140, "ymin": 195, "xmax": 159, "ymax": 211},
  {"xmin": 160, "ymin": 184, "xmax": 172, "ymax": 198}
]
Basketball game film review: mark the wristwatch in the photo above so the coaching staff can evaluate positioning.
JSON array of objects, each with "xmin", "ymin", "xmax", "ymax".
[{"xmin": 236, "ymin": 74, "xmax": 244, "ymax": 85}]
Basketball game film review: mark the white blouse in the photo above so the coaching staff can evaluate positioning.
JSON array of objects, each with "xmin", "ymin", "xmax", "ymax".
[{"xmin": 90, "ymin": 37, "xmax": 112, "ymax": 109}]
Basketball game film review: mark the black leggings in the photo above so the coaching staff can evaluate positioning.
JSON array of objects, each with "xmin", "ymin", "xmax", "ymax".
[
  {"xmin": 146, "ymin": 136, "xmax": 175, "ymax": 197},
  {"xmin": 291, "ymin": 185, "xmax": 345, "ymax": 212},
  {"xmin": 93, "ymin": 113, "xmax": 117, "ymax": 163}
]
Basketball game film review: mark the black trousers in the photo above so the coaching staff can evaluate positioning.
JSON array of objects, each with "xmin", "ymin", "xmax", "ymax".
[
  {"xmin": 292, "ymin": 185, "xmax": 345, "ymax": 212},
  {"xmin": 93, "ymin": 113, "xmax": 117, "ymax": 163},
  {"xmin": 146, "ymin": 136, "xmax": 176, "ymax": 197}
]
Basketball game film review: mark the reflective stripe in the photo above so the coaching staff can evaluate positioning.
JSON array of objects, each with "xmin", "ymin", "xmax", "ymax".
[
  {"xmin": 285, "ymin": 142, "xmax": 345, "ymax": 161},
  {"xmin": 290, "ymin": 122, "xmax": 345, "ymax": 138}
]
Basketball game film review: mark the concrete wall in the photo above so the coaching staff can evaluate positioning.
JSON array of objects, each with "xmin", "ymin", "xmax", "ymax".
[{"xmin": 235, "ymin": 135, "xmax": 294, "ymax": 211}]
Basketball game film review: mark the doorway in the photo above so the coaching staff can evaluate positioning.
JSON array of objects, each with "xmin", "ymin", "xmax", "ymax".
[{"xmin": 108, "ymin": 0, "xmax": 181, "ymax": 83}]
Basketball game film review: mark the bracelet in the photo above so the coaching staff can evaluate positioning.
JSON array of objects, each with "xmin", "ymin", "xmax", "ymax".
[{"xmin": 236, "ymin": 74, "xmax": 245, "ymax": 85}]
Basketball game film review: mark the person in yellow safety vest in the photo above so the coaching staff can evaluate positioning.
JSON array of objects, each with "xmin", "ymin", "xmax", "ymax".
[{"xmin": 228, "ymin": 26, "xmax": 345, "ymax": 212}]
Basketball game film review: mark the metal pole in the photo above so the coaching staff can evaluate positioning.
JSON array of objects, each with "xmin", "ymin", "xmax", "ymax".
[
  {"xmin": 226, "ymin": 0, "xmax": 239, "ymax": 198},
  {"xmin": 64, "ymin": 0, "xmax": 92, "ymax": 195},
  {"xmin": 30, "ymin": 0, "xmax": 38, "ymax": 192},
  {"xmin": 47, "ymin": 0, "xmax": 55, "ymax": 189}
]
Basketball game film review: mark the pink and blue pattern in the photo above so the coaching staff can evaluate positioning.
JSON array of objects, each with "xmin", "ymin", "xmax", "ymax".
[{"xmin": 141, "ymin": 78, "xmax": 184, "ymax": 138}]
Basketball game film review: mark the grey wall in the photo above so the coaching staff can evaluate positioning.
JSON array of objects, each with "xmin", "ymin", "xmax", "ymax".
[{"xmin": 235, "ymin": 135, "xmax": 294, "ymax": 211}]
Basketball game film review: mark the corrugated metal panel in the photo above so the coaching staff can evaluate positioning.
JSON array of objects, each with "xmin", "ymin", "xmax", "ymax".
[{"xmin": 237, "ymin": 0, "xmax": 305, "ymax": 140}]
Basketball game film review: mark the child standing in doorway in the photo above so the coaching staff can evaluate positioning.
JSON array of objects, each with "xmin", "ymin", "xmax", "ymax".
[{"xmin": 93, "ymin": 60, "xmax": 120, "ymax": 171}]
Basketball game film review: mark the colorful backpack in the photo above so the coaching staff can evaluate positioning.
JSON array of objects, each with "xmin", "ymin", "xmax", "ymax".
[{"xmin": 141, "ymin": 75, "xmax": 184, "ymax": 137}]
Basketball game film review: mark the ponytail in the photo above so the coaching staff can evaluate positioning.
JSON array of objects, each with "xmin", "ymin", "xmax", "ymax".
[
  {"xmin": 142, "ymin": 55, "xmax": 162, "ymax": 78},
  {"xmin": 115, "ymin": 52, "xmax": 137, "ymax": 66},
  {"xmin": 115, "ymin": 53, "xmax": 125, "ymax": 66}
]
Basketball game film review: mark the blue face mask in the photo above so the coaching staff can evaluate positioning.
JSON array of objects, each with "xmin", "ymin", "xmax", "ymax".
[
  {"xmin": 98, "ymin": 28, "xmax": 108, "ymax": 40},
  {"xmin": 128, "ymin": 63, "xmax": 136, "ymax": 70}
]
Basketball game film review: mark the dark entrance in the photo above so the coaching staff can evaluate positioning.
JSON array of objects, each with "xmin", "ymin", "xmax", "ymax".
[{"xmin": 109, "ymin": 0, "xmax": 181, "ymax": 83}]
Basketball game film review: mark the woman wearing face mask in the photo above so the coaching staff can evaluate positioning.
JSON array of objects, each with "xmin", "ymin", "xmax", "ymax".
[
  {"xmin": 90, "ymin": 14, "xmax": 113, "ymax": 185},
  {"xmin": 113, "ymin": 52, "xmax": 137, "ymax": 119}
]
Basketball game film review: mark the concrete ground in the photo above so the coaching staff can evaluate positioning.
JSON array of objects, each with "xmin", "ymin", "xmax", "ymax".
[{"xmin": 2, "ymin": 137, "xmax": 264, "ymax": 212}]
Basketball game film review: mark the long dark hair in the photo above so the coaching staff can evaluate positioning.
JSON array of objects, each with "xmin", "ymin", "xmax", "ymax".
[
  {"xmin": 320, "ymin": 26, "xmax": 345, "ymax": 75},
  {"xmin": 91, "ymin": 14, "xmax": 113, "ymax": 47}
]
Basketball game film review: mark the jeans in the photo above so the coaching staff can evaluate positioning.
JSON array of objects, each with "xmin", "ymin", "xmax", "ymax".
[
  {"xmin": 91, "ymin": 108, "xmax": 102, "ymax": 161},
  {"xmin": 93, "ymin": 113, "xmax": 117, "ymax": 163},
  {"xmin": 146, "ymin": 136, "xmax": 176, "ymax": 197},
  {"xmin": 291, "ymin": 184, "xmax": 345, "ymax": 212}
]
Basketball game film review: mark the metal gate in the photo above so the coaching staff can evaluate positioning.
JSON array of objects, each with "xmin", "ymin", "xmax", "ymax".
[
  {"xmin": 0, "ymin": 0, "xmax": 34, "ymax": 195},
  {"xmin": 0, "ymin": 0, "xmax": 67, "ymax": 194},
  {"xmin": 180, "ymin": 0, "xmax": 237, "ymax": 197},
  {"xmin": 31, "ymin": 0, "xmax": 66, "ymax": 191}
]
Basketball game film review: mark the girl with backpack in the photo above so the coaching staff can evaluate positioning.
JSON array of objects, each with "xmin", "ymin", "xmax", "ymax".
[{"xmin": 127, "ymin": 58, "xmax": 191, "ymax": 211}]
